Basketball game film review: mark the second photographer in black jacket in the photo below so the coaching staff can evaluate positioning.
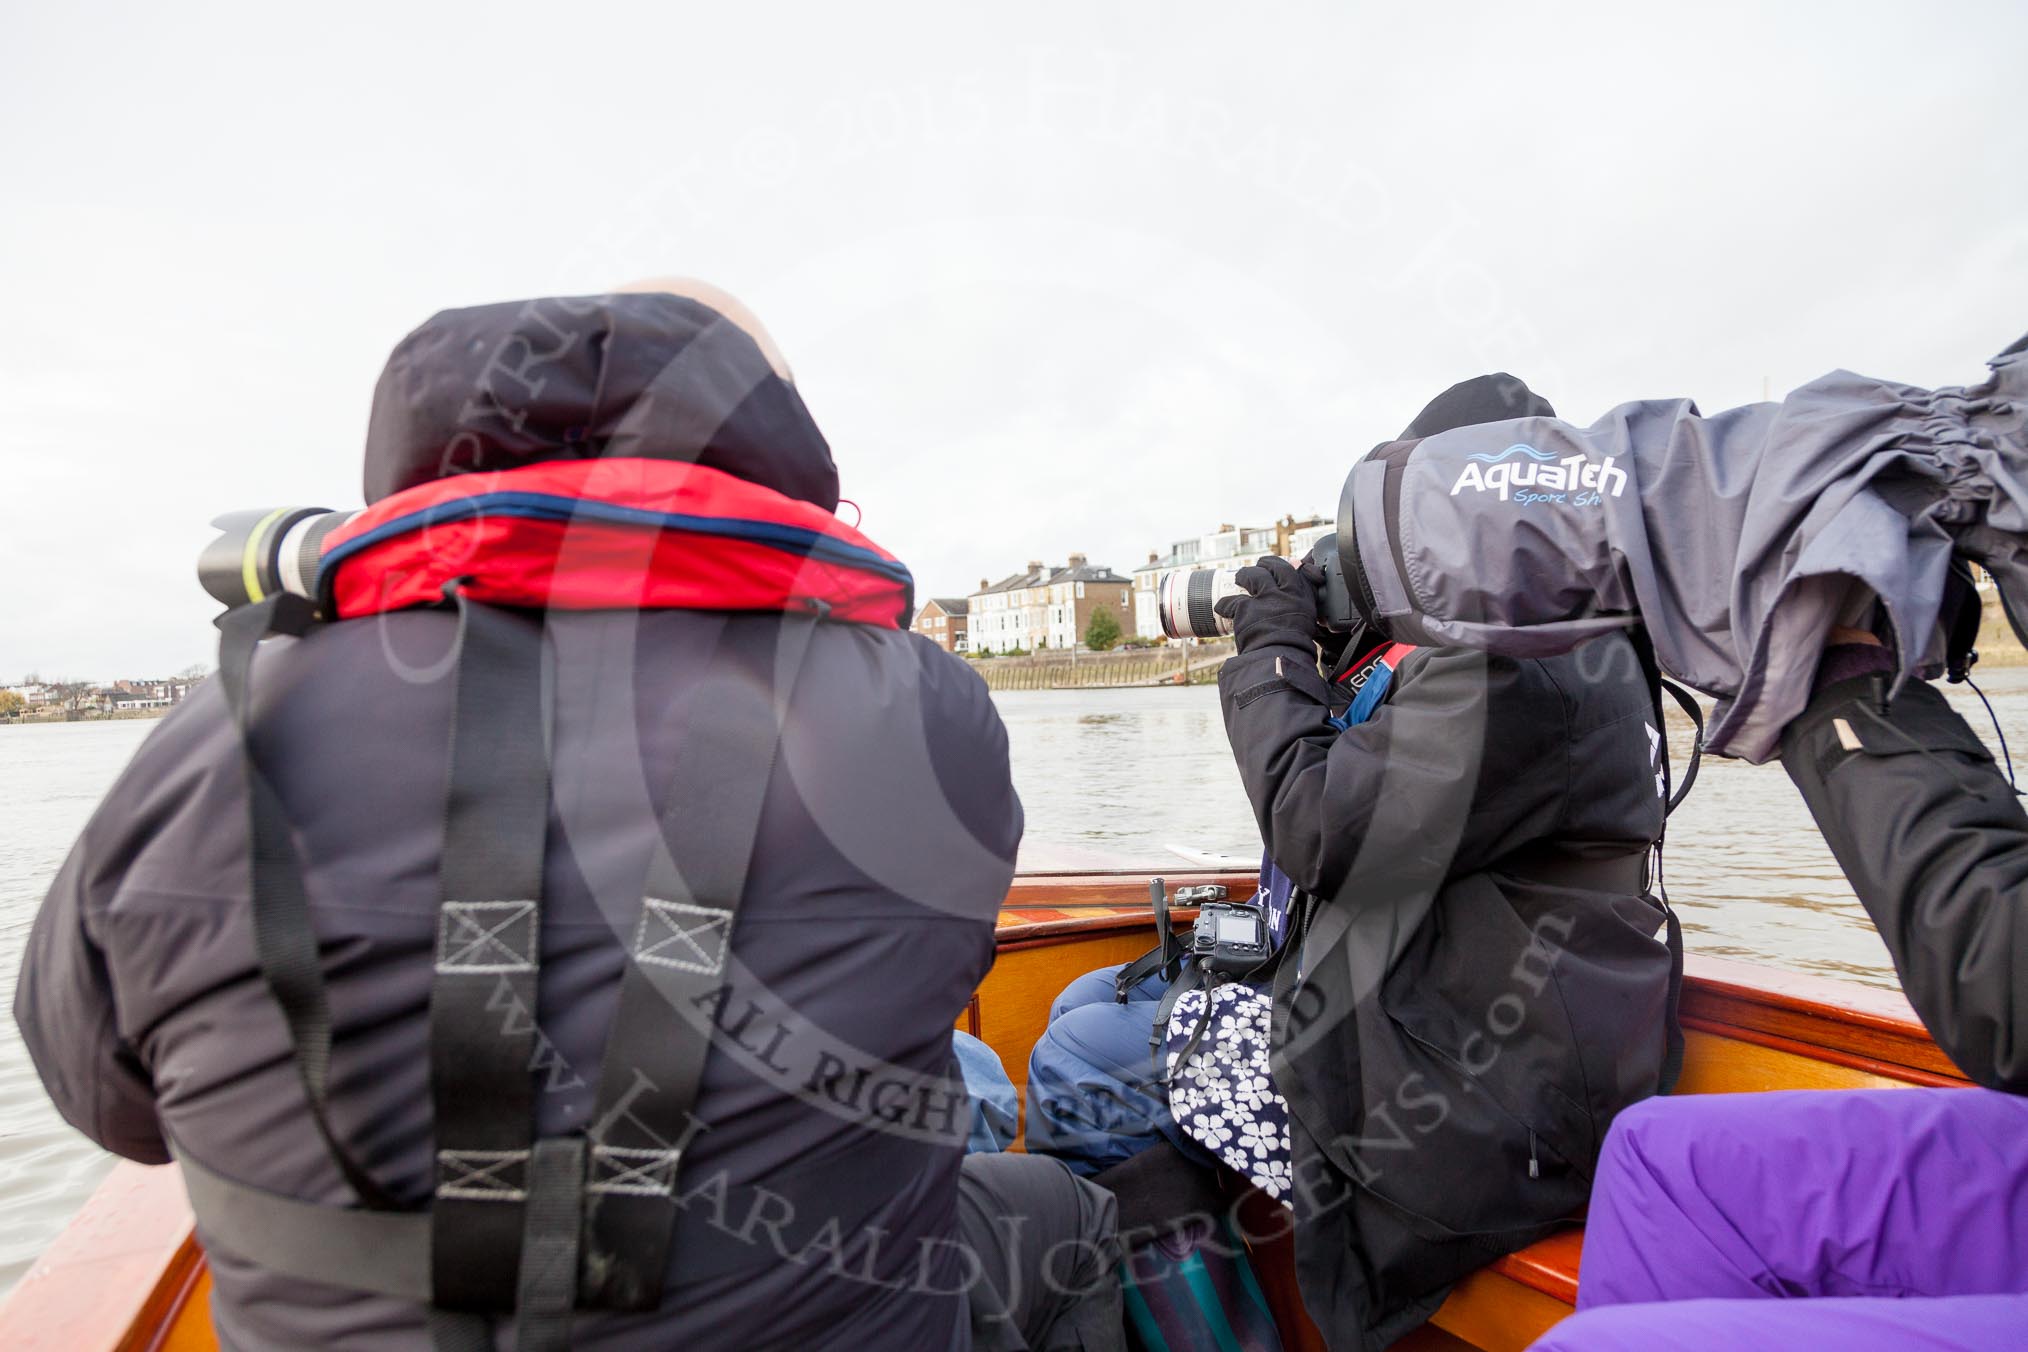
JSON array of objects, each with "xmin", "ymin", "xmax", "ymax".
[{"xmin": 1214, "ymin": 378, "xmax": 1680, "ymax": 1351}]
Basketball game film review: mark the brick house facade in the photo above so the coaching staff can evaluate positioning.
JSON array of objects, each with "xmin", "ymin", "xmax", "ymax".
[
  {"xmin": 967, "ymin": 555, "xmax": 1133, "ymax": 653},
  {"xmin": 911, "ymin": 597, "xmax": 970, "ymax": 653}
]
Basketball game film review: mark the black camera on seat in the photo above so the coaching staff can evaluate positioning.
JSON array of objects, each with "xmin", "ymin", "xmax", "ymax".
[{"xmin": 1177, "ymin": 885, "xmax": 1273, "ymax": 976}]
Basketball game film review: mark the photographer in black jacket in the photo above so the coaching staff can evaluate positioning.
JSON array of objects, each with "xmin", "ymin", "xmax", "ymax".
[
  {"xmin": 14, "ymin": 283, "xmax": 1123, "ymax": 1352},
  {"xmin": 1214, "ymin": 377, "xmax": 1680, "ymax": 1351}
]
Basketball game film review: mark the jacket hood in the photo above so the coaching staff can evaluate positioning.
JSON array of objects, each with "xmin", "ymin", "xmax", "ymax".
[
  {"xmin": 1400, "ymin": 372, "xmax": 1555, "ymax": 439},
  {"xmin": 363, "ymin": 292, "xmax": 839, "ymax": 510}
]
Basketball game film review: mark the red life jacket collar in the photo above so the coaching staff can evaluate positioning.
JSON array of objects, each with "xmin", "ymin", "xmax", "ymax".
[{"xmin": 319, "ymin": 458, "xmax": 914, "ymax": 628}]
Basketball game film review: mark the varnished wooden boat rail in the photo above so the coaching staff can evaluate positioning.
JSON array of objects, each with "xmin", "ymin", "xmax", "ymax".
[
  {"xmin": 1679, "ymin": 953, "xmax": 1966, "ymax": 1085},
  {"xmin": 0, "ymin": 1160, "xmax": 209, "ymax": 1352},
  {"xmin": 0, "ymin": 868, "xmax": 1973, "ymax": 1352}
]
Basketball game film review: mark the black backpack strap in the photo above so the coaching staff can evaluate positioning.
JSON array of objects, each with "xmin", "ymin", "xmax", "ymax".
[
  {"xmin": 1626, "ymin": 626, "xmax": 1690, "ymax": 1095},
  {"xmin": 1655, "ymin": 678, "xmax": 1694, "ymax": 1095},
  {"xmin": 1656, "ymin": 906, "xmax": 1686, "ymax": 1094},
  {"xmin": 576, "ymin": 615, "xmax": 817, "ymax": 1310},
  {"xmin": 216, "ymin": 593, "xmax": 400, "ymax": 1211},
  {"xmin": 1657, "ymin": 678, "xmax": 1704, "ymax": 815},
  {"xmin": 427, "ymin": 592, "xmax": 553, "ymax": 1318}
]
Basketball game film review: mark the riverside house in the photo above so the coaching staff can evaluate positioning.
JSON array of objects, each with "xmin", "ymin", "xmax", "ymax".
[
  {"xmin": 911, "ymin": 598, "xmax": 970, "ymax": 654},
  {"xmin": 968, "ymin": 556, "xmax": 1133, "ymax": 654}
]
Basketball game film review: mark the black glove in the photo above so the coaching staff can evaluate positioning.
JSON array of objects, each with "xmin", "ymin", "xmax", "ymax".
[{"xmin": 1213, "ymin": 555, "xmax": 1323, "ymax": 654}]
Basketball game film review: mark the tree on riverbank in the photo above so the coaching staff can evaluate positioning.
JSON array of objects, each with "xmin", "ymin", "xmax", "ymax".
[
  {"xmin": 0, "ymin": 690, "xmax": 23, "ymax": 719},
  {"xmin": 1084, "ymin": 608, "xmax": 1122, "ymax": 652},
  {"xmin": 47, "ymin": 681, "xmax": 96, "ymax": 720}
]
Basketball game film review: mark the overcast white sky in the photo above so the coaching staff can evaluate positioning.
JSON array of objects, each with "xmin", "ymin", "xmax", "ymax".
[{"xmin": 3, "ymin": 1, "xmax": 2024, "ymax": 679}]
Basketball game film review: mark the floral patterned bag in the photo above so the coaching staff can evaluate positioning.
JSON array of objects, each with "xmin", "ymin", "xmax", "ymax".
[{"xmin": 1161, "ymin": 982, "xmax": 1293, "ymax": 1201}]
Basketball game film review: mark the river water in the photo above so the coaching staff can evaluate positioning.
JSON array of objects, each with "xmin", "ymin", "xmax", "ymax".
[
  {"xmin": 0, "ymin": 722, "xmax": 169, "ymax": 1295},
  {"xmin": 5, "ymin": 671, "xmax": 2027, "ymax": 1293}
]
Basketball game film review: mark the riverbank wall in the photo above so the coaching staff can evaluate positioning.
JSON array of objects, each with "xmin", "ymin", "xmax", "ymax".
[
  {"xmin": 972, "ymin": 642, "xmax": 1235, "ymax": 691},
  {"xmin": 1, "ymin": 708, "xmax": 170, "ymax": 728}
]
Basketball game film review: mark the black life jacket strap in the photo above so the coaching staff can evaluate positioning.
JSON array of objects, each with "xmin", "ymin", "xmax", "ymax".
[
  {"xmin": 513, "ymin": 1137, "xmax": 588, "ymax": 1352},
  {"xmin": 427, "ymin": 592, "xmax": 553, "ymax": 1316},
  {"xmin": 177, "ymin": 1141, "xmax": 430, "ymax": 1300},
  {"xmin": 216, "ymin": 593, "xmax": 400, "ymax": 1211},
  {"xmin": 206, "ymin": 600, "xmax": 836, "ymax": 1330},
  {"xmin": 577, "ymin": 614, "xmax": 817, "ymax": 1311},
  {"xmin": 426, "ymin": 1309, "xmax": 492, "ymax": 1352},
  {"xmin": 175, "ymin": 1125, "xmax": 919, "ymax": 1311}
]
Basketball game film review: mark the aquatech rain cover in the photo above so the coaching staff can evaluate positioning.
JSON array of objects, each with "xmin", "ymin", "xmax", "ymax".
[{"xmin": 1343, "ymin": 336, "xmax": 2028, "ymax": 761}]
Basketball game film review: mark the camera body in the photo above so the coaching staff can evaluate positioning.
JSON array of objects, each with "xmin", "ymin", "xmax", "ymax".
[
  {"xmin": 1156, "ymin": 537, "xmax": 1362, "ymax": 641},
  {"xmin": 1178, "ymin": 884, "xmax": 1274, "ymax": 976}
]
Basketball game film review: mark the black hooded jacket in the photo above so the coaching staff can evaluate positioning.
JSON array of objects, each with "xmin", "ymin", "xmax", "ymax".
[
  {"xmin": 14, "ymin": 294, "xmax": 1022, "ymax": 1350},
  {"xmin": 1217, "ymin": 378, "xmax": 1675, "ymax": 1350},
  {"xmin": 1224, "ymin": 641, "xmax": 1672, "ymax": 1349}
]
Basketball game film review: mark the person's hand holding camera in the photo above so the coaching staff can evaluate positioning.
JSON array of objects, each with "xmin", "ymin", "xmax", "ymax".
[{"xmin": 1213, "ymin": 554, "xmax": 1328, "ymax": 655}]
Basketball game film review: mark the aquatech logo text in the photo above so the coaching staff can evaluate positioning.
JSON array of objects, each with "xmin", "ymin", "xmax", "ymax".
[{"xmin": 1448, "ymin": 444, "xmax": 1627, "ymax": 504}]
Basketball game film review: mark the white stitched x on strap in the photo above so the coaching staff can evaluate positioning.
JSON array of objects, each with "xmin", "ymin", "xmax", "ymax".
[
  {"xmin": 437, "ymin": 1147, "xmax": 531, "ymax": 1202},
  {"xmin": 436, "ymin": 900, "xmax": 538, "ymax": 973},
  {"xmin": 634, "ymin": 897, "xmax": 732, "ymax": 976},
  {"xmin": 587, "ymin": 1144, "xmax": 683, "ymax": 1197}
]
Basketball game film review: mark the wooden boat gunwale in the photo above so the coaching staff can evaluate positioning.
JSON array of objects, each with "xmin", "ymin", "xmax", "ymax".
[{"xmin": 0, "ymin": 869, "xmax": 1970, "ymax": 1352}]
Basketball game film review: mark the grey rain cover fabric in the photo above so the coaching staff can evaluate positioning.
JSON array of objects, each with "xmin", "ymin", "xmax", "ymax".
[{"xmin": 1345, "ymin": 335, "xmax": 2028, "ymax": 761}]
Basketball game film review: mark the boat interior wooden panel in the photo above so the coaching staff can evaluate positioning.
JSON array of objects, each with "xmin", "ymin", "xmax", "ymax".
[{"xmin": 0, "ymin": 870, "xmax": 1970, "ymax": 1352}]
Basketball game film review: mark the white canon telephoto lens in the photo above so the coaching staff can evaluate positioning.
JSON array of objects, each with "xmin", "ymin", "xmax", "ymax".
[{"xmin": 1158, "ymin": 566, "xmax": 1247, "ymax": 639}]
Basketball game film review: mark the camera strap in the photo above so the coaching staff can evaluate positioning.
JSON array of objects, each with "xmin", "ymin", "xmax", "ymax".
[
  {"xmin": 1114, "ymin": 877, "xmax": 1187, "ymax": 1001},
  {"xmin": 216, "ymin": 593, "xmax": 400, "ymax": 1212},
  {"xmin": 1328, "ymin": 640, "xmax": 1416, "ymax": 728},
  {"xmin": 1148, "ymin": 961, "xmax": 1213, "ymax": 1084}
]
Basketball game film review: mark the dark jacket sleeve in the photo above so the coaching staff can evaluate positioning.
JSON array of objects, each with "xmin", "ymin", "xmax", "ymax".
[
  {"xmin": 1217, "ymin": 642, "xmax": 1570, "ymax": 898},
  {"xmin": 1782, "ymin": 676, "xmax": 2028, "ymax": 1092},
  {"xmin": 913, "ymin": 637, "xmax": 1023, "ymax": 872},
  {"xmin": 14, "ymin": 836, "xmax": 168, "ymax": 1164}
]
